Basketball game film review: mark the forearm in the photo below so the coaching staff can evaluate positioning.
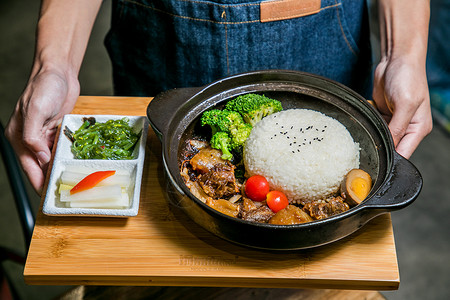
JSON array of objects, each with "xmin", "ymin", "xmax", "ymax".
[
  {"xmin": 33, "ymin": 0, "xmax": 103, "ymax": 78},
  {"xmin": 373, "ymin": 0, "xmax": 432, "ymax": 158},
  {"xmin": 378, "ymin": 0, "xmax": 430, "ymax": 64},
  {"xmin": 5, "ymin": 0, "xmax": 103, "ymax": 194}
]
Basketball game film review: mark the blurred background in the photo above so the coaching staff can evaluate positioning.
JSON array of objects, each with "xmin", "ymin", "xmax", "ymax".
[{"xmin": 0, "ymin": 0, "xmax": 449, "ymax": 299}]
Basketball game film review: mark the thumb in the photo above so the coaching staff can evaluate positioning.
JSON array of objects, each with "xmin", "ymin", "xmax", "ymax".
[
  {"xmin": 22, "ymin": 113, "xmax": 55, "ymax": 168},
  {"xmin": 35, "ymin": 149, "xmax": 51, "ymax": 168},
  {"xmin": 387, "ymin": 108, "xmax": 410, "ymax": 148}
]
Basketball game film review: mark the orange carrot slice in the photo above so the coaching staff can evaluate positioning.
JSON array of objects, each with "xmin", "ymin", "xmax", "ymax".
[{"xmin": 70, "ymin": 170, "xmax": 116, "ymax": 195}]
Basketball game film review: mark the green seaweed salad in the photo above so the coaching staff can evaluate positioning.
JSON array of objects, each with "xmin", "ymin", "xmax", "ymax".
[{"xmin": 64, "ymin": 117, "xmax": 141, "ymax": 160}]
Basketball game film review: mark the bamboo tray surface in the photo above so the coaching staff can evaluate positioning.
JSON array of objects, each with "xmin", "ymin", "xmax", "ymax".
[{"xmin": 24, "ymin": 96, "xmax": 399, "ymax": 290}]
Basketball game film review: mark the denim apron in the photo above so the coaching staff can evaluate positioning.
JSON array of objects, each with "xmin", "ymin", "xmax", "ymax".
[{"xmin": 105, "ymin": 0, "xmax": 372, "ymax": 98}]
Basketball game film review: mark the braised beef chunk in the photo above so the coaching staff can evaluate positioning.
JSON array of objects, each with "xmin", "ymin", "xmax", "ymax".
[
  {"xmin": 239, "ymin": 197, "xmax": 274, "ymax": 223},
  {"xmin": 181, "ymin": 147, "xmax": 240, "ymax": 200},
  {"xmin": 241, "ymin": 205, "xmax": 275, "ymax": 223},
  {"xmin": 302, "ymin": 196, "xmax": 349, "ymax": 220},
  {"xmin": 190, "ymin": 148, "xmax": 226, "ymax": 174},
  {"xmin": 198, "ymin": 163, "xmax": 239, "ymax": 199},
  {"xmin": 241, "ymin": 197, "xmax": 259, "ymax": 212}
]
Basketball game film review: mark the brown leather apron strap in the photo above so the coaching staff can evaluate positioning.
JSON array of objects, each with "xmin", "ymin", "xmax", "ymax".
[{"xmin": 260, "ymin": 0, "xmax": 321, "ymax": 23}]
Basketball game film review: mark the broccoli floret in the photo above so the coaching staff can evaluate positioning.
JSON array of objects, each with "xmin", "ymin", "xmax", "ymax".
[
  {"xmin": 225, "ymin": 94, "xmax": 282, "ymax": 126},
  {"xmin": 228, "ymin": 123, "xmax": 253, "ymax": 159},
  {"xmin": 200, "ymin": 109, "xmax": 225, "ymax": 135},
  {"xmin": 230, "ymin": 123, "xmax": 252, "ymax": 151},
  {"xmin": 200, "ymin": 109, "xmax": 246, "ymax": 135},
  {"xmin": 210, "ymin": 131, "xmax": 233, "ymax": 161},
  {"xmin": 221, "ymin": 110, "xmax": 246, "ymax": 133},
  {"xmin": 201, "ymin": 109, "xmax": 251, "ymax": 161},
  {"xmin": 261, "ymin": 99, "xmax": 283, "ymax": 116}
]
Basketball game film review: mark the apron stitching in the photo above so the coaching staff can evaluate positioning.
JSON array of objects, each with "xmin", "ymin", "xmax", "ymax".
[
  {"xmin": 123, "ymin": 0, "xmax": 259, "ymax": 24},
  {"xmin": 322, "ymin": 4, "xmax": 341, "ymax": 11},
  {"xmin": 178, "ymin": 0, "xmax": 260, "ymax": 9},
  {"xmin": 334, "ymin": 0, "xmax": 357, "ymax": 57},
  {"xmin": 222, "ymin": 10, "xmax": 230, "ymax": 75}
]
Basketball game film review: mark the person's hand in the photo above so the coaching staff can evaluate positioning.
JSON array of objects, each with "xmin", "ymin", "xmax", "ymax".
[
  {"xmin": 373, "ymin": 55, "xmax": 432, "ymax": 159},
  {"xmin": 5, "ymin": 68, "xmax": 79, "ymax": 194}
]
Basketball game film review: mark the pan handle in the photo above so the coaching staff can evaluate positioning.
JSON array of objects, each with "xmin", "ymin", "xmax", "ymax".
[
  {"xmin": 363, "ymin": 152, "xmax": 422, "ymax": 210},
  {"xmin": 147, "ymin": 87, "xmax": 203, "ymax": 138}
]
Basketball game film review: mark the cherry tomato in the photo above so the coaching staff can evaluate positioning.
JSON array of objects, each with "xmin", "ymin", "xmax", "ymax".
[
  {"xmin": 245, "ymin": 175, "xmax": 270, "ymax": 202},
  {"xmin": 266, "ymin": 190, "xmax": 289, "ymax": 213}
]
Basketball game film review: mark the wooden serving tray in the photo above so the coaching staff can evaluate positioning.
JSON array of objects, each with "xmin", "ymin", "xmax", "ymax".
[{"xmin": 24, "ymin": 96, "xmax": 399, "ymax": 290}]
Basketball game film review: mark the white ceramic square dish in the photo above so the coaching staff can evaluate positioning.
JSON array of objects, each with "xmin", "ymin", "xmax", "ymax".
[{"xmin": 42, "ymin": 114, "xmax": 149, "ymax": 217}]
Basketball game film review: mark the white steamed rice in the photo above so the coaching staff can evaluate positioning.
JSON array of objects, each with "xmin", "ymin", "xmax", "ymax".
[{"xmin": 243, "ymin": 109, "xmax": 360, "ymax": 203}]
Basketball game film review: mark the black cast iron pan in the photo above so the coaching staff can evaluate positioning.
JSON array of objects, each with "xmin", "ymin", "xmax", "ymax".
[{"xmin": 147, "ymin": 70, "xmax": 422, "ymax": 250}]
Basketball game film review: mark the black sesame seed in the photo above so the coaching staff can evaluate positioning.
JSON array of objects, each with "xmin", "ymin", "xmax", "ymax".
[
  {"xmin": 322, "ymin": 129, "xmax": 325, "ymax": 132},
  {"xmin": 291, "ymin": 126, "xmax": 293, "ymax": 129}
]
